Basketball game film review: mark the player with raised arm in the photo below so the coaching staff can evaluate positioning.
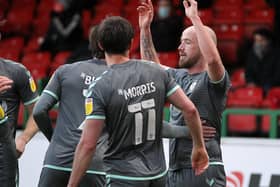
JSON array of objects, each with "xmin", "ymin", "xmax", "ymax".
[
  {"xmin": 138, "ymin": 0, "xmax": 231, "ymax": 186},
  {"xmin": 68, "ymin": 16, "xmax": 208, "ymax": 187}
]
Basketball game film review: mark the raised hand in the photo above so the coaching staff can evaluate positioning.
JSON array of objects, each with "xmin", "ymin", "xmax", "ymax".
[
  {"xmin": 183, "ymin": 0, "xmax": 199, "ymax": 20},
  {"xmin": 137, "ymin": 0, "xmax": 154, "ymax": 29}
]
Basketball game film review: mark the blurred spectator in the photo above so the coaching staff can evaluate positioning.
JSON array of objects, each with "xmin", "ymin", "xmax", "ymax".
[
  {"xmin": 266, "ymin": 0, "xmax": 280, "ymax": 44},
  {"xmin": 245, "ymin": 28, "xmax": 280, "ymax": 93},
  {"xmin": 65, "ymin": 40, "xmax": 91, "ymax": 63},
  {"xmin": 40, "ymin": 1, "xmax": 83, "ymax": 55},
  {"xmin": 66, "ymin": 25, "xmax": 103, "ymax": 64},
  {"xmin": 58, "ymin": 0, "xmax": 97, "ymax": 11},
  {"xmin": 151, "ymin": 0, "xmax": 184, "ymax": 52}
]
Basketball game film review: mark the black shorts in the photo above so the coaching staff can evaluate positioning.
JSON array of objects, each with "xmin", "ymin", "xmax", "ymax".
[
  {"xmin": 0, "ymin": 123, "xmax": 17, "ymax": 187},
  {"xmin": 167, "ymin": 165, "xmax": 226, "ymax": 187},
  {"xmin": 106, "ymin": 174, "xmax": 166, "ymax": 187},
  {"xmin": 38, "ymin": 167, "xmax": 105, "ymax": 187}
]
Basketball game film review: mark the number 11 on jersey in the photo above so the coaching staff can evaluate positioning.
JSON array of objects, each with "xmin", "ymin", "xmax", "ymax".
[{"xmin": 128, "ymin": 99, "xmax": 156, "ymax": 145}]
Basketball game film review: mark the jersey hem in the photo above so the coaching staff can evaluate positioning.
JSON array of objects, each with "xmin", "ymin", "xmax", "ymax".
[
  {"xmin": 23, "ymin": 96, "xmax": 40, "ymax": 106},
  {"xmin": 209, "ymin": 161, "xmax": 224, "ymax": 166},
  {"xmin": 43, "ymin": 164, "xmax": 106, "ymax": 175},
  {"xmin": 166, "ymin": 85, "xmax": 180, "ymax": 97},
  {"xmin": 169, "ymin": 161, "xmax": 224, "ymax": 171},
  {"xmin": 106, "ymin": 169, "xmax": 168, "ymax": 181},
  {"xmin": 43, "ymin": 90, "xmax": 59, "ymax": 100}
]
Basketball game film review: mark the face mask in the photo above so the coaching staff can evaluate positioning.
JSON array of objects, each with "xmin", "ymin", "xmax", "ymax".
[
  {"xmin": 253, "ymin": 43, "xmax": 266, "ymax": 59},
  {"xmin": 158, "ymin": 6, "xmax": 170, "ymax": 19}
]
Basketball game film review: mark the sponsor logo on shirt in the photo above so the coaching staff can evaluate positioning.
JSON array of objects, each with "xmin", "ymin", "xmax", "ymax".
[
  {"xmin": 29, "ymin": 78, "xmax": 37, "ymax": 93},
  {"xmin": 85, "ymin": 98, "xmax": 93, "ymax": 115},
  {"xmin": 0, "ymin": 105, "xmax": 5, "ymax": 119},
  {"xmin": 118, "ymin": 82, "xmax": 156, "ymax": 100}
]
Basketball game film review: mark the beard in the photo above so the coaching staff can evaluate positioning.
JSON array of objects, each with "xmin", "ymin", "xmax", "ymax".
[{"xmin": 179, "ymin": 56, "xmax": 197, "ymax": 68}]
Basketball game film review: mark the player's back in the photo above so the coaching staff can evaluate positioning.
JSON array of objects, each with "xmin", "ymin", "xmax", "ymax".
[
  {"xmin": 87, "ymin": 60, "xmax": 178, "ymax": 177},
  {"xmin": 43, "ymin": 59, "xmax": 108, "ymax": 169}
]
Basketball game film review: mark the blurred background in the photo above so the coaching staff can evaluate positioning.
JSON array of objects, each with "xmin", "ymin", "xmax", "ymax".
[{"xmin": 1, "ymin": 0, "xmax": 280, "ymax": 186}]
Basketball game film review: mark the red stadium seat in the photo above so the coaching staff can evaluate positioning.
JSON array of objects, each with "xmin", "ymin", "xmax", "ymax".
[
  {"xmin": 22, "ymin": 52, "xmax": 51, "ymax": 79},
  {"xmin": 261, "ymin": 115, "xmax": 270, "ymax": 133},
  {"xmin": 230, "ymin": 68, "xmax": 246, "ymax": 89},
  {"xmin": 214, "ymin": 0, "xmax": 243, "ymax": 10},
  {"xmin": 244, "ymin": 9, "xmax": 274, "ymax": 38},
  {"xmin": 262, "ymin": 87, "xmax": 280, "ymax": 109},
  {"xmin": 185, "ymin": 9, "xmax": 213, "ymax": 26},
  {"xmin": 3, "ymin": 9, "xmax": 33, "ymax": 35},
  {"xmin": 24, "ymin": 37, "xmax": 41, "ymax": 54},
  {"xmin": 0, "ymin": 49, "xmax": 21, "ymax": 62},
  {"xmin": 17, "ymin": 103, "xmax": 25, "ymax": 128},
  {"xmin": 227, "ymin": 87, "xmax": 264, "ymax": 107},
  {"xmin": 126, "ymin": 0, "xmax": 140, "ymax": 7},
  {"xmin": 32, "ymin": 14, "xmax": 51, "ymax": 37},
  {"xmin": 81, "ymin": 10, "xmax": 92, "ymax": 39},
  {"xmin": 130, "ymin": 52, "xmax": 140, "ymax": 59},
  {"xmin": 227, "ymin": 86, "xmax": 265, "ymax": 134},
  {"xmin": 214, "ymin": 23, "xmax": 243, "ymax": 41},
  {"xmin": 123, "ymin": 4, "xmax": 139, "ymax": 29},
  {"xmin": 217, "ymin": 40, "xmax": 239, "ymax": 64},
  {"xmin": 228, "ymin": 114, "xmax": 257, "ymax": 133},
  {"xmin": 158, "ymin": 51, "xmax": 179, "ymax": 68},
  {"xmin": 50, "ymin": 51, "xmax": 71, "ymax": 75},
  {"xmin": 198, "ymin": 9, "xmax": 213, "ymax": 26},
  {"xmin": 214, "ymin": 23, "xmax": 243, "ymax": 64},
  {"xmin": 37, "ymin": 0, "xmax": 55, "ymax": 16},
  {"xmin": 213, "ymin": 7, "xmax": 243, "ymax": 25},
  {"xmin": 244, "ymin": 0, "xmax": 270, "ymax": 11},
  {"xmin": 0, "ymin": 37, "xmax": 24, "ymax": 61},
  {"xmin": 0, "ymin": 37, "xmax": 25, "ymax": 52},
  {"xmin": 11, "ymin": 0, "xmax": 36, "ymax": 11},
  {"xmin": 53, "ymin": 51, "xmax": 71, "ymax": 66},
  {"xmin": 92, "ymin": 4, "xmax": 121, "ymax": 25},
  {"xmin": 130, "ymin": 32, "xmax": 140, "ymax": 54}
]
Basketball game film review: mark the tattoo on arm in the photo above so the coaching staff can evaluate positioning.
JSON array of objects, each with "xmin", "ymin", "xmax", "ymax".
[{"xmin": 140, "ymin": 30, "xmax": 160, "ymax": 63}]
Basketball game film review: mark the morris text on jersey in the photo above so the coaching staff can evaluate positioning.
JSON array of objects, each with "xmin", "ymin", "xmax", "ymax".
[{"xmin": 118, "ymin": 82, "xmax": 156, "ymax": 100}]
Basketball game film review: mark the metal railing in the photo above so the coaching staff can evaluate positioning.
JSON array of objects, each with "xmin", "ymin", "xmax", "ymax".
[{"xmin": 221, "ymin": 108, "xmax": 280, "ymax": 139}]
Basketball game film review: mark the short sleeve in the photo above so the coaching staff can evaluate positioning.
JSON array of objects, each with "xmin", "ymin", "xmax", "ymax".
[
  {"xmin": 209, "ymin": 71, "xmax": 231, "ymax": 92},
  {"xmin": 42, "ymin": 68, "xmax": 63, "ymax": 101},
  {"xmin": 15, "ymin": 65, "xmax": 39, "ymax": 106},
  {"xmin": 85, "ymin": 80, "xmax": 108, "ymax": 120},
  {"xmin": 164, "ymin": 70, "xmax": 180, "ymax": 97}
]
